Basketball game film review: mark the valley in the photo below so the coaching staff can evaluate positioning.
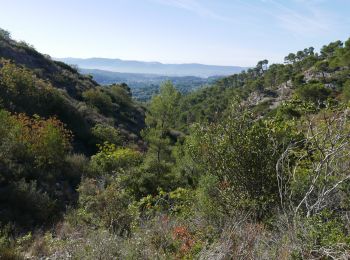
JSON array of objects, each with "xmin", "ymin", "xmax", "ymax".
[{"xmin": 1, "ymin": 3, "xmax": 350, "ymax": 257}]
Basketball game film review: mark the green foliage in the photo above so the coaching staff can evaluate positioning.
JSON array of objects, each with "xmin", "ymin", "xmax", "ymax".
[
  {"xmin": 177, "ymin": 84, "xmax": 236, "ymax": 129},
  {"xmin": 76, "ymin": 178, "xmax": 132, "ymax": 234},
  {"xmin": 90, "ymin": 142, "xmax": 142, "ymax": 176},
  {"xmin": 82, "ymin": 88, "xmax": 114, "ymax": 115},
  {"xmin": 295, "ymin": 82, "xmax": 331, "ymax": 105},
  {"xmin": 277, "ymin": 109, "xmax": 350, "ymax": 218},
  {"xmin": 291, "ymin": 211, "xmax": 350, "ymax": 258},
  {"xmin": 0, "ymin": 110, "xmax": 76, "ymax": 227},
  {"xmin": 284, "ymin": 47, "xmax": 317, "ymax": 73},
  {"xmin": 135, "ymin": 82, "xmax": 182, "ymax": 197},
  {"xmin": 145, "ymin": 81, "xmax": 181, "ymax": 131},
  {"xmin": 292, "ymin": 73, "xmax": 305, "ymax": 87},
  {"xmin": 321, "ymin": 40, "xmax": 343, "ymax": 59},
  {"xmin": 314, "ymin": 60, "xmax": 329, "ymax": 76},
  {"xmin": 91, "ymin": 123, "xmax": 122, "ymax": 145},
  {"xmin": 263, "ymin": 63, "xmax": 290, "ymax": 88},
  {"xmin": 342, "ymin": 80, "xmax": 350, "ymax": 102},
  {"xmin": 62, "ymin": 154, "xmax": 90, "ymax": 184},
  {"xmin": 0, "ymin": 28, "xmax": 11, "ymax": 40},
  {"xmin": 338, "ymin": 38, "xmax": 350, "ymax": 67},
  {"xmin": 2, "ymin": 29, "xmax": 350, "ymax": 259},
  {"xmin": 304, "ymin": 211, "xmax": 349, "ymax": 247},
  {"xmin": 195, "ymin": 174, "xmax": 223, "ymax": 221},
  {"xmin": 5, "ymin": 180, "xmax": 57, "ymax": 226},
  {"xmin": 0, "ymin": 111, "xmax": 72, "ymax": 175},
  {"xmin": 30, "ymin": 116, "xmax": 72, "ymax": 168},
  {"xmin": 105, "ymin": 83, "xmax": 132, "ymax": 106},
  {"xmin": 183, "ymin": 104, "xmax": 296, "ymax": 219},
  {"xmin": 131, "ymin": 188, "xmax": 194, "ymax": 221},
  {"xmin": 0, "ymin": 59, "xmax": 102, "ymax": 152},
  {"xmin": 0, "ymin": 59, "xmax": 55, "ymax": 114}
]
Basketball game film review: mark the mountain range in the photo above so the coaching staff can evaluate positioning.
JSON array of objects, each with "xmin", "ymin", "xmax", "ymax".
[{"xmin": 56, "ymin": 57, "xmax": 246, "ymax": 78}]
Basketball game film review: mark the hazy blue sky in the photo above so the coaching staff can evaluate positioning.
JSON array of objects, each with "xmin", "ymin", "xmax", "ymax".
[{"xmin": 0, "ymin": 0, "xmax": 349, "ymax": 66}]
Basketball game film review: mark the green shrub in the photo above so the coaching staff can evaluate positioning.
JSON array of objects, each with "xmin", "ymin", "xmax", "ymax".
[
  {"xmin": 82, "ymin": 88, "xmax": 114, "ymax": 115},
  {"xmin": 63, "ymin": 154, "xmax": 90, "ymax": 183},
  {"xmin": 182, "ymin": 105, "xmax": 294, "ymax": 219},
  {"xmin": 294, "ymin": 211, "xmax": 350, "ymax": 258},
  {"xmin": 341, "ymin": 80, "xmax": 350, "ymax": 102},
  {"xmin": 91, "ymin": 123, "xmax": 122, "ymax": 145},
  {"xmin": 130, "ymin": 188, "xmax": 194, "ymax": 223},
  {"xmin": 0, "ymin": 110, "xmax": 77, "ymax": 228},
  {"xmin": 77, "ymin": 178, "xmax": 133, "ymax": 234},
  {"xmin": 3, "ymin": 180, "xmax": 57, "ymax": 227},
  {"xmin": 105, "ymin": 83, "xmax": 132, "ymax": 107},
  {"xmin": 295, "ymin": 83, "xmax": 331, "ymax": 104},
  {"xmin": 90, "ymin": 143, "xmax": 142, "ymax": 175}
]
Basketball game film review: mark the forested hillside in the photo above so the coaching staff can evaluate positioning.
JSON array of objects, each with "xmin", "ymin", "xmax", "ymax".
[
  {"xmin": 80, "ymin": 68, "xmax": 221, "ymax": 101},
  {"xmin": 1, "ymin": 27, "xmax": 350, "ymax": 259}
]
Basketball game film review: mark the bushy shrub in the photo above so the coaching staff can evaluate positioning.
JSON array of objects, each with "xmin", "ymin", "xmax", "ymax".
[
  {"xmin": 0, "ymin": 110, "xmax": 72, "ymax": 175},
  {"xmin": 4, "ymin": 180, "xmax": 57, "ymax": 227},
  {"xmin": 288, "ymin": 211, "xmax": 350, "ymax": 259},
  {"xmin": 91, "ymin": 123, "xmax": 122, "ymax": 145},
  {"xmin": 82, "ymin": 88, "xmax": 114, "ymax": 116},
  {"xmin": 183, "ymin": 104, "xmax": 294, "ymax": 219},
  {"xmin": 105, "ymin": 83, "xmax": 132, "ymax": 107},
  {"xmin": 0, "ymin": 110, "xmax": 77, "ymax": 227},
  {"xmin": 295, "ymin": 82, "xmax": 331, "ymax": 105},
  {"xmin": 76, "ymin": 178, "xmax": 133, "ymax": 234},
  {"xmin": 22, "ymin": 115, "xmax": 72, "ymax": 169},
  {"xmin": 130, "ymin": 188, "xmax": 194, "ymax": 222},
  {"xmin": 0, "ymin": 59, "xmax": 55, "ymax": 114},
  {"xmin": 341, "ymin": 80, "xmax": 350, "ymax": 101},
  {"xmin": 63, "ymin": 154, "xmax": 90, "ymax": 184},
  {"xmin": 90, "ymin": 142, "xmax": 142, "ymax": 175}
]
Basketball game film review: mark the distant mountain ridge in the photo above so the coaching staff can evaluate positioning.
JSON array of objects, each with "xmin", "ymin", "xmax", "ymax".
[{"xmin": 56, "ymin": 57, "xmax": 246, "ymax": 77}]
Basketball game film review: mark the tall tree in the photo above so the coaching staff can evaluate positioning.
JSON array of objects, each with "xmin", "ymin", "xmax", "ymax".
[
  {"xmin": 321, "ymin": 40, "xmax": 343, "ymax": 59},
  {"xmin": 131, "ymin": 81, "xmax": 183, "ymax": 195}
]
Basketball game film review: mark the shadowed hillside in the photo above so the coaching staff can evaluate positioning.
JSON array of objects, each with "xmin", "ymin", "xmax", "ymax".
[{"xmin": 0, "ymin": 29, "xmax": 145, "ymax": 154}]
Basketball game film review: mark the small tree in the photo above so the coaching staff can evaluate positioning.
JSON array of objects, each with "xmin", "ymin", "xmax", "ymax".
[
  {"xmin": 0, "ymin": 28, "xmax": 11, "ymax": 40},
  {"xmin": 320, "ymin": 40, "xmax": 343, "ymax": 59},
  {"xmin": 133, "ymin": 81, "xmax": 182, "ymax": 196},
  {"xmin": 143, "ymin": 81, "xmax": 181, "ymax": 163}
]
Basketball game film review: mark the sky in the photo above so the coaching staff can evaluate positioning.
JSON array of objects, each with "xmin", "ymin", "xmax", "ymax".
[{"xmin": 0, "ymin": 0, "xmax": 349, "ymax": 66}]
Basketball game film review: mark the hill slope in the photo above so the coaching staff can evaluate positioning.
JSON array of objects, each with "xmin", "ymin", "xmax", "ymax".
[
  {"xmin": 0, "ymin": 38, "xmax": 98, "ymax": 98},
  {"xmin": 0, "ymin": 31, "xmax": 145, "ymax": 153},
  {"xmin": 175, "ymin": 40, "xmax": 350, "ymax": 130}
]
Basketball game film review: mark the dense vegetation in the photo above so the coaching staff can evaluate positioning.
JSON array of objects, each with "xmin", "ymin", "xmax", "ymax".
[{"xmin": 1, "ymin": 27, "xmax": 350, "ymax": 259}]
